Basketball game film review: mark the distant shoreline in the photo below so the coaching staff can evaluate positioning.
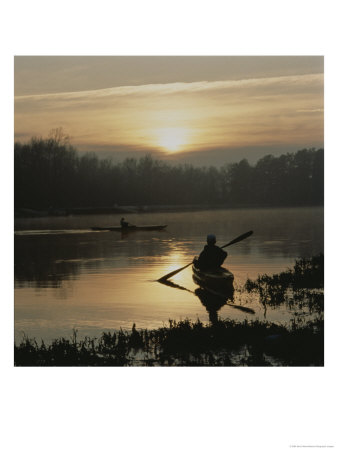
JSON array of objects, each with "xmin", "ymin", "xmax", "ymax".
[{"xmin": 14, "ymin": 203, "xmax": 324, "ymax": 219}]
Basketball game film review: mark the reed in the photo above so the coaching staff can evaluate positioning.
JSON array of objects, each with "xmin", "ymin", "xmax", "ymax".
[
  {"xmin": 244, "ymin": 254, "xmax": 324, "ymax": 312},
  {"xmin": 15, "ymin": 317, "xmax": 323, "ymax": 367}
]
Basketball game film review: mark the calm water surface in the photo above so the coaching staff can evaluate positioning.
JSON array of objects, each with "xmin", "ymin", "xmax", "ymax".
[{"xmin": 14, "ymin": 207, "xmax": 323, "ymax": 342}]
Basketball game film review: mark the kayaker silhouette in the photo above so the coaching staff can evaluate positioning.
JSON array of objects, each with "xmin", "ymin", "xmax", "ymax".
[
  {"xmin": 194, "ymin": 234, "xmax": 228, "ymax": 271},
  {"xmin": 120, "ymin": 217, "xmax": 129, "ymax": 229}
]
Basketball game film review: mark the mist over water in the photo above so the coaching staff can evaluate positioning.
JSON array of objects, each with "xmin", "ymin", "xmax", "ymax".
[{"xmin": 14, "ymin": 207, "xmax": 323, "ymax": 342}]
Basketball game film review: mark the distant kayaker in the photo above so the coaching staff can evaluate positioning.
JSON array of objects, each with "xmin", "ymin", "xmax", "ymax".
[
  {"xmin": 120, "ymin": 217, "xmax": 129, "ymax": 228},
  {"xmin": 194, "ymin": 234, "xmax": 227, "ymax": 271}
]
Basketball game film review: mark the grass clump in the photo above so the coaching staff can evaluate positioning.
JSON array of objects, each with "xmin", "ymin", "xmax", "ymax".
[
  {"xmin": 15, "ymin": 318, "xmax": 323, "ymax": 367},
  {"xmin": 244, "ymin": 254, "xmax": 324, "ymax": 312}
]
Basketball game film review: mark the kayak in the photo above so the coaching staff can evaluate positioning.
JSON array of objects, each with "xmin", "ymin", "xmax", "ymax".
[
  {"xmin": 192, "ymin": 259, "xmax": 234, "ymax": 294},
  {"xmin": 91, "ymin": 225, "xmax": 167, "ymax": 232}
]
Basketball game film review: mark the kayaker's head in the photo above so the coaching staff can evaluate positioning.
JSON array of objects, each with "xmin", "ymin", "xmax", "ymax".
[{"xmin": 207, "ymin": 234, "xmax": 216, "ymax": 245}]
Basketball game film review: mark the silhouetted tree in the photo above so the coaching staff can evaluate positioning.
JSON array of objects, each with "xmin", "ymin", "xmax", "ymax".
[{"xmin": 14, "ymin": 131, "xmax": 324, "ymax": 211}]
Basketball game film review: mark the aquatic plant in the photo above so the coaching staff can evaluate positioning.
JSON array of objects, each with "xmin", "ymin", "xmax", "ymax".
[
  {"xmin": 14, "ymin": 317, "xmax": 323, "ymax": 367},
  {"xmin": 244, "ymin": 254, "xmax": 324, "ymax": 312}
]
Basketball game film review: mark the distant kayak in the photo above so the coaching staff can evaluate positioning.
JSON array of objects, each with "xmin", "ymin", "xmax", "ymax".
[
  {"xmin": 192, "ymin": 259, "xmax": 234, "ymax": 294},
  {"xmin": 91, "ymin": 225, "xmax": 167, "ymax": 232}
]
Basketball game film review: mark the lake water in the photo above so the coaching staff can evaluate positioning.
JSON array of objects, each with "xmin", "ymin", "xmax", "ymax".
[{"xmin": 14, "ymin": 207, "xmax": 324, "ymax": 342}]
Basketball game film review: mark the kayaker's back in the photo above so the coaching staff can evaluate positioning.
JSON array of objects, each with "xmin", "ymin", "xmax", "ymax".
[{"xmin": 195, "ymin": 244, "xmax": 227, "ymax": 271}]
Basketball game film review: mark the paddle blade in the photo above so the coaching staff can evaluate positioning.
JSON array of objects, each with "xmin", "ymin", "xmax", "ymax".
[
  {"xmin": 221, "ymin": 230, "xmax": 253, "ymax": 249},
  {"xmin": 157, "ymin": 262, "xmax": 193, "ymax": 282}
]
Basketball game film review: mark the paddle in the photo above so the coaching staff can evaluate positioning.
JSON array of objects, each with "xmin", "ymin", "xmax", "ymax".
[{"xmin": 157, "ymin": 230, "xmax": 253, "ymax": 282}]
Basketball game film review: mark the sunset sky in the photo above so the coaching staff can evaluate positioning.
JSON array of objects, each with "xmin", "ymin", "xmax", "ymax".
[{"xmin": 14, "ymin": 56, "xmax": 324, "ymax": 165}]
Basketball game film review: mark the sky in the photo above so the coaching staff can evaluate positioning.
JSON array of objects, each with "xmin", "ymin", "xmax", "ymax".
[{"xmin": 14, "ymin": 56, "xmax": 324, "ymax": 165}]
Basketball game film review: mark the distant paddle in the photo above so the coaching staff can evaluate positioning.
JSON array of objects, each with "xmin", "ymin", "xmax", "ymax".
[{"xmin": 157, "ymin": 230, "xmax": 253, "ymax": 282}]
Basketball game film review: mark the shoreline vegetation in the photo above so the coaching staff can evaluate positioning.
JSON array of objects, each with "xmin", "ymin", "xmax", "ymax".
[
  {"xmin": 14, "ymin": 203, "xmax": 323, "ymax": 219},
  {"xmin": 15, "ymin": 132, "xmax": 323, "ymax": 216},
  {"xmin": 14, "ymin": 255, "xmax": 324, "ymax": 367},
  {"xmin": 14, "ymin": 319, "xmax": 323, "ymax": 367},
  {"xmin": 245, "ymin": 253, "xmax": 324, "ymax": 314}
]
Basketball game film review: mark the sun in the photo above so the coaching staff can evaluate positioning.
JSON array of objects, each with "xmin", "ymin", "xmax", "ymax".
[{"xmin": 155, "ymin": 127, "xmax": 190, "ymax": 152}]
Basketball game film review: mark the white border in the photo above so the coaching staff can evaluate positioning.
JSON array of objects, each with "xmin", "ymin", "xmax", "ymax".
[{"xmin": 2, "ymin": 1, "xmax": 337, "ymax": 449}]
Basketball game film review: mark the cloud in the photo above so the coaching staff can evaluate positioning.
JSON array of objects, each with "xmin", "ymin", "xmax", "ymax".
[
  {"xmin": 14, "ymin": 73, "xmax": 324, "ymax": 159},
  {"xmin": 297, "ymin": 108, "xmax": 324, "ymax": 113},
  {"xmin": 15, "ymin": 73, "xmax": 323, "ymax": 101}
]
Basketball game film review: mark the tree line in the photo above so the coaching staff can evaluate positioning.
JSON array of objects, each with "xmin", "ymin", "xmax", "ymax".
[{"xmin": 14, "ymin": 132, "xmax": 324, "ymax": 210}]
